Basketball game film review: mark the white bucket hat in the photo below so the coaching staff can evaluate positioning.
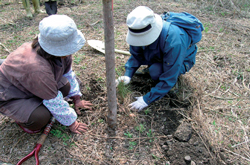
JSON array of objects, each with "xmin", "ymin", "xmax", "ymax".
[
  {"xmin": 38, "ymin": 15, "xmax": 86, "ymax": 56},
  {"xmin": 126, "ymin": 6, "xmax": 163, "ymax": 46}
]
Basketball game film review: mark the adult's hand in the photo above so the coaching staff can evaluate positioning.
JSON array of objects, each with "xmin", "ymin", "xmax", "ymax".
[
  {"xmin": 115, "ymin": 76, "xmax": 131, "ymax": 87},
  {"xmin": 129, "ymin": 96, "xmax": 148, "ymax": 112},
  {"xmin": 69, "ymin": 121, "xmax": 88, "ymax": 134},
  {"xmin": 70, "ymin": 95, "xmax": 93, "ymax": 115}
]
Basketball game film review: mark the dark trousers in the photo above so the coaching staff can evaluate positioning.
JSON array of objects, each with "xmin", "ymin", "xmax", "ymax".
[
  {"xmin": 45, "ymin": 1, "xmax": 57, "ymax": 16},
  {"xmin": 19, "ymin": 82, "xmax": 70, "ymax": 130}
]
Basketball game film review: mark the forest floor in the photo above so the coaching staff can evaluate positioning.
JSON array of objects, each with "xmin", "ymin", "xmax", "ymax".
[{"xmin": 0, "ymin": 0, "xmax": 250, "ymax": 164}]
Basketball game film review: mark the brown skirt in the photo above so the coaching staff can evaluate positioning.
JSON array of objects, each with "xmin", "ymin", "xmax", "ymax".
[{"xmin": 0, "ymin": 76, "xmax": 69, "ymax": 123}]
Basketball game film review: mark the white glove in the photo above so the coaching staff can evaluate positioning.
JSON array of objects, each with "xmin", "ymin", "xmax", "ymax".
[
  {"xmin": 115, "ymin": 76, "xmax": 131, "ymax": 87},
  {"xmin": 129, "ymin": 96, "xmax": 148, "ymax": 111}
]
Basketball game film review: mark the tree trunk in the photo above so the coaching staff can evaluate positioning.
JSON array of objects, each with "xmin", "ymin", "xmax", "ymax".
[{"xmin": 102, "ymin": 0, "xmax": 117, "ymax": 132}]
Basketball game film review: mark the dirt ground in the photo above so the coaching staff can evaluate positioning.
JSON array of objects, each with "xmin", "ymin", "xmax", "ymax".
[{"xmin": 0, "ymin": 0, "xmax": 250, "ymax": 165}]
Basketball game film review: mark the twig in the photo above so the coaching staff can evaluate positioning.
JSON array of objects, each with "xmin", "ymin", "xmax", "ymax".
[
  {"xmin": 219, "ymin": 0, "xmax": 224, "ymax": 7},
  {"xmin": 88, "ymin": 20, "xmax": 101, "ymax": 26},
  {"xmin": 222, "ymin": 148, "xmax": 250, "ymax": 162},
  {"xmin": 192, "ymin": 124, "xmax": 214, "ymax": 159},
  {"xmin": 232, "ymin": 140, "xmax": 250, "ymax": 148},
  {"xmin": 197, "ymin": 49, "xmax": 217, "ymax": 53},
  {"xmin": 155, "ymin": 142, "xmax": 168, "ymax": 161},
  {"xmin": 240, "ymin": 51, "xmax": 250, "ymax": 54},
  {"xmin": 9, "ymin": 133, "xmax": 26, "ymax": 154},
  {"xmin": 207, "ymin": 94, "xmax": 236, "ymax": 100},
  {"xmin": 229, "ymin": 0, "xmax": 243, "ymax": 16},
  {"xmin": 7, "ymin": 133, "xmax": 26, "ymax": 162},
  {"xmin": 88, "ymin": 133, "xmax": 170, "ymax": 140},
  {"xmin": 242, "ymin": 78, "xmax": 250, "ymax": 92},
  {"xmin": 0, "ymin": 42, "xmax": 10, "ymax": 53}
]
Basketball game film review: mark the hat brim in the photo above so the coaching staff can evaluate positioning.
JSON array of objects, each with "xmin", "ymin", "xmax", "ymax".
[
  {"xmin": 126, "ymin": 14, "xmax": 163, "ymax": 46},
  {"xmin": 38, "ymin": 29, "xmax": 86, "ymax": 57}
]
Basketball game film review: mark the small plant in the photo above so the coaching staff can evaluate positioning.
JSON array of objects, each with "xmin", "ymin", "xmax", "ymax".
[
  {"xmin": 220, "ymin": 85, "xmax": 227, "ymax": 90},
  {"xmin": 204, "ymin": 26, "xmax": 209, "ymax": 33},
  {"xmin": 115, "ymin": 66, "xmax": 125, "ymax": 76},
  {"xmin": 209, "ymin": 46, "xmax": 215, "ymax": 50},
  {"xmin": 50, "ymin": 126, "xmax": 72, "ymax": 146},
  {"xmin": 124, "ymin": 132, "xmax": 133, "ymax": 138},
  {"xmin": 117, "ymin": 82, "xmax": 130, "ymax": 101},
  {"xmin": 147, "ymin": 129, "xmax": 155, "ymax": 142},
  {"xmin": 212, "ymin": 120, "xmax": 216, "ymax": 126},
  {"xmin": 73, "ymin": 54, "xmax": 85, "ymax": 64},
  {"xmin": 147, "ymin": 129, "xmax": 154, "ymax": 137},
  {"xmin": 144, "ymin": 108, "xmax": 150, "ymax": 115},
  {"xmin": 135, "ymin": 124, "xmax": 146, "ymax": 133},
  {"xmin": 219, "ymin": 28, "xmax": 224, "ymax": 32},
  {"xmin": 152, "ymin": 154, "xmax": 160, "ymax": 160},
  {"xmin": 86, "ymin": 85, "xmax": 91, "ymax": 91},
  {"xmin": 97, "ymin": 77, "xmax": 104, "ymax": 82},
  {"xmin": 203, "ymin": 22, "xmax": 212, "ymax": 33},
  {"xmin": 128, "ymin": 141, "xmax": 137, "ymax": 150},
  {"xmin": 81, "ymin": 65, "xmax": 87, "ymax": 70},
  {"xmin": 75, "ymin": 71, "xmax": 81, "ymax": 76},
  {"xmin": 0, "ymin": 56, "xmax": 7, "ymax": 59},
  {"xmin": 98, "ymin": 119, "xmax": 104, "ymax": 123}
]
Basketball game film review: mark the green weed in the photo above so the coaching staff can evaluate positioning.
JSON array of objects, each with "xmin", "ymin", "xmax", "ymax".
[
  {"xmin": 124, "ymin": 132, "xmax": 133, "ymax": 138},
  {"xmin": 98, "ymin": 119, "xmax": 104, "ymax": 123},
  {"xmin": 212, "ymin": 120, "xmax": 216, "ymax": 126},
  {"xmin": 144, "ymin": 108, "xmax": 150, "ymax": 115},
  {"xmin": 97, "ymin": 77, "xmax": 104, "ymax": 82},
  {"xmin": 0, "ymin": 56, "xmax": 7, "ymax": 59},
  {"xmin": 147, "ymin": 129, "xmax": 155, "ymax": 142},
  {"xmin": 73, "ymin": 54, "xmax": 85, "ymax": 64},
  {"xmin": 203, "ymin": 23, "xmax": 212, "ymax": 33},
  {"xmin": 135, "ymin": 124, "xmax": 146, "ymax": 133},
  {"xmin": 50, "ymin": 126, "xmax": 72, "ymax": 146},
  {"xmin": 152, "ymin": 154, "xmax": 160, "ymax": 160},
  {"xmin": 128, "ymin": 141, "xmax": 137, "ymax": 150},
  {"xmin": 117, "ymin": 82, "xmax": 130, "ymax": 101},
  {"xmin": 147, "ymin": 129, "xmax": 154, "ymax": 137},
  {"xmin": 75, "ymin": 71, "xmax": 81, "ymax": 76},
  {"xmin": 81, "ymin": 65, "xmax": 87, "ymax": 70}
]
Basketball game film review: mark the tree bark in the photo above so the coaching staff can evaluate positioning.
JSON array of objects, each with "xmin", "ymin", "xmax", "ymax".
[{"xmin": 102, "ymin": 0, "xmax": 117, "ymax": 132}]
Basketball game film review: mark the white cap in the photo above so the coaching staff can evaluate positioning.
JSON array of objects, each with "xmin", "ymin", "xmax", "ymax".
[
  {"xmin": 126, "ymin": 6, "xmax": 163, "ymax": 46},
  {"xmin": 38, "ymin": 15, "xmax": 86, "ymax": 56}
]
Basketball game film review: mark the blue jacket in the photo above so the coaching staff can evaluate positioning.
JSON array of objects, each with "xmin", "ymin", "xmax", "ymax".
[{"xmin": 124, "ymin": 21, "xmax": 198, "ymax": 105}]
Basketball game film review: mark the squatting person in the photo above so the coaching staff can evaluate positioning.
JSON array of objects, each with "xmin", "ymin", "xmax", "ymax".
[
  {"xmin": 116, "ymin": 6, "xmax": 201, "ymax": 111},
  {"xmin": 0, "ymin": 15, "xmax": 92, "ymax": 134}
]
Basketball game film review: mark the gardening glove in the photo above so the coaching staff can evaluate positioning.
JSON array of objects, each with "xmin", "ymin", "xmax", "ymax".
[
  {"xmin": 115, "ymin": 76, "xmax": 131, "ymax": 87},
  {"xmin": 69, "ymin": 121, "xmax": 88, "ymax": 134},
  {"xmin": 129, "ymin": 96, "xmax": 148, "ymax": 112},
  {"xmin": 70, "ymin": 95, "xmax": 93, "ymax": 115}
]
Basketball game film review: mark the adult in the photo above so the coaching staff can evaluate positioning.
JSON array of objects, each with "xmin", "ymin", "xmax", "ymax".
[
  {"xmin": 22, "ymin": 0, "xmax": 45, "ymax": 18},
  {"xmin": 116, "ymin": 6, "xmax": 199, "ymax": 111},
  {"xmin": 0, "ymin": 15, "xmax": 92, "ymax": 134},
  {"xmin": 45, "ymin": 0, "xmax": 57, "ymax": 16}
]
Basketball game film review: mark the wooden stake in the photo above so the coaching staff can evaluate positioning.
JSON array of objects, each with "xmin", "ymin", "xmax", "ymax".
[{"xmin": 102, "ymin": 0, "xmax": 117, "ymax": 132}]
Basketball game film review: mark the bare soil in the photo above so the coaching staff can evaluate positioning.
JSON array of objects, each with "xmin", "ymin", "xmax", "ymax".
[{"xmin": 0, "ymin": 0, "xmax": 250, "ymax": 165}]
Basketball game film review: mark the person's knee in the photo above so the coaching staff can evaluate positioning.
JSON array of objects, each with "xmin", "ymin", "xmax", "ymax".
[
  {"xmin": 149, "ymin": 63, "xmax": 163, "ymax": 81},
  {"xmin": 25, "ymin": 105, "xmax": 51, "ymax": 130}
]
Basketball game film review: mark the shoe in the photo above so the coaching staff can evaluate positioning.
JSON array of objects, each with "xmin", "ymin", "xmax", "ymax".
[{"xmin": 16, "ymin": 122, "xmax": 41, "ymax": 134}]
